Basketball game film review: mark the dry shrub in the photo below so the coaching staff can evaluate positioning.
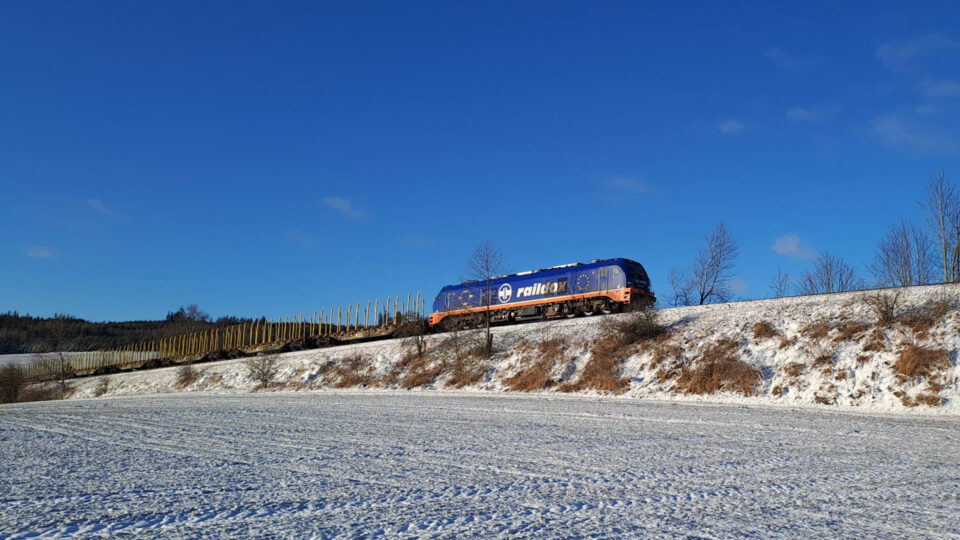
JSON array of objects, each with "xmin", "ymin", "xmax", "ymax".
[
  {"xmin": 446, "ymin": 356, "xmax": 485, "ymax": 388},
  {"xmin": 18, "ymin": 383, "xmax": 61, "ymax": 402},
  {"xmin": 834, "ymin": 321, "xmax": 869, "ymax": 343},
  {"xmin": 856, "ymin": 355, "xmax": 870, "ymax": 365},
  {"xmin": 673, "ymin": 339, "xmax": 760, "ymax": 396},
  {"xmin": 784, "ymin": 363, "xmax": 806, "ymax": 378},
  {"xmin": 0, "ymin": 364, "xmax": 26, "ymax": 404},
  {"xmin": 601, "ymin": 309, "xmax": 665, "ymax": 349},
  {"xmin": 753, "ymin": 321, "xmax": 778, "ymax": 340},
  {"xmin": 928, "ymin": 380, "xmax": 943, "ymax": 393},
  {"xmin": 94, "ymin": 377, "xmax": 111, "ymax": 397},
  {"xmin": 802, "ymin": 321, "xmax": 832, "ymax": 339},
  {"xmin": 332, "ymin": 354, "xmax": 374, "ymax": 388},
  {"xmin": 892, "ymin": 344, "xmax": 951, "ymax": 379},
  {"xmin": 862, "ymin": 292, "xmax": 900, "ymax": 326},
  {"xmin": 650, "ymin": 335, "xmax": 681, "ymax": 370},
  {"xmin": 176, "ymin": 365, "xmax": 198, "ymax": 388},
  {"xmin": 245, "ymin": 354, "xmax": 280, "ymax": 389},
  {"xmin": 771, "ymin": 385, "xmax": 783, "ymax": 396}
]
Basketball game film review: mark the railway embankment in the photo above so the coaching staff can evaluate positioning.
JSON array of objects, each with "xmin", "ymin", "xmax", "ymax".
[{"xmin": 60, "ymin": 283, "xmax": 960, "ymax": 413}]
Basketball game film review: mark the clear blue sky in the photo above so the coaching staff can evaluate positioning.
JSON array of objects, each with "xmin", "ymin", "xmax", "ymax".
[{"xmin": 2, "ymin": 1, "xmax": 959, "ymax": 321}]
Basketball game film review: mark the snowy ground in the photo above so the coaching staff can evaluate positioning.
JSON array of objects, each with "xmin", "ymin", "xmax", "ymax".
[{"xmin": 2, "ymin": 392, "xmax": 959, "ymax": 538}]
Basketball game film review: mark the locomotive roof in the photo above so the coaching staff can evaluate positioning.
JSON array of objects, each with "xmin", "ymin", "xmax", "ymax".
[{"xmin": 455, "ymin": 257, "xmax": 638, "ymax": 286}]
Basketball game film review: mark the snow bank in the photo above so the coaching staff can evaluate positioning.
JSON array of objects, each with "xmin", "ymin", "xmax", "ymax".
[{"xmin": 64, "ymin": 284, "xmax": 960, "ymax": 414}]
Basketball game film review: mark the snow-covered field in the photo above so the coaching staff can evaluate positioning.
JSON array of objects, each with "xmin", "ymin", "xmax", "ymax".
[
  {"xmin": 58, "ymin": 283, "xmax": 960, "ymax": 414},
  {"xmin": 2, "ymin": 392, "xmax": 959, "ymax": 538}
]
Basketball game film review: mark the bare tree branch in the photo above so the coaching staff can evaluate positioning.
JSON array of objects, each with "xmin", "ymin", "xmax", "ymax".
[
  {"xmin": 920, "ymin": 170, "xmax": 960, "ymax": 283},
  {"xmin": 797, "ymin": 252, "xmax": 864, "ymax": 294},
  {"xmin": 869, "ymin": 218, "xmax": 934, "ymax": 287},
  {"xmin": 465, "ymin": 240, "xmax": 505, "ymax": 356},
  {"xmin": 770, "ymin": 267, "xmax": 791, "ymax": 298},
  {"xmin": 690, "ymin": 222, "xmax": 740, "ymax": 305}
]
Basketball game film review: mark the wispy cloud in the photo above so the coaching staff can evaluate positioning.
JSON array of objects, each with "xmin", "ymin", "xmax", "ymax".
[
  {"xmin": 27, "ymin": 246, "xmax": 54, "ymax": 259},
  {"xmin": 718, "ymin": 119, "xmax": 745, "ymax": 135},
  {"xmin": 405, "ymin": 235, "xmax": 435, "ymax": 248},
  {"xmin": 772, "ymin": 234, "xmax": 815, "ymax": 261},
  {"xmin": 286, "ymin": 229, "xmax": 315, "ymax": 249},
  {"xmin": 921, "ymin": 79, "xmax": 960, "ymax": 98},
  {"xmin": 915, "ymin": 104, "xmax": 938, "ymax": 115},
  {"xmin": 764, "ymin": 47, "xmax": 808, "ymax": 70},
  {"xmin": 729, "ymin": 277, "xmax": 748, "ymax": 295},
  {"xmin": 785, "ymin": 106, "xmax": 836, "ymax": 122},
  {"xmin": 876, "ymin": 34, "xmax": 958, "ymax": 73},
  {"xmin": 321, "ymin": 196, "xmax": 367, "ymax": 219},
  {"xmin": 86, "ymin": 198, "xmax": 111, "ymax": 215},
  {"xmin": 606, "ymin": 177, "xmax": 653, "ymax": 194},
  {"xmin": 872, "ymin": 115, "xmax": 957, "ymax": 154}
]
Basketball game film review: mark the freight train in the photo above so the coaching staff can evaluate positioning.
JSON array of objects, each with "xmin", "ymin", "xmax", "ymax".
[{"xmin": 429, "ymin": 258, "xmax": 655, "ymax": 330}]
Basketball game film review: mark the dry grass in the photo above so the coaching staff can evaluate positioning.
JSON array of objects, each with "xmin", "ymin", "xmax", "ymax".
[
  {"xmin": 802, "ymin": 320, "xmax": 832, "ymax": 339},
  {"xmin": 834, "ymin": 321, "xmax": 869, "ymax": 343},
  {"xmin": 600, "ymin": 309, "xmax": 666, "ymax": 350},
  {"xmin": 778, "ymin": 338, "xmax": 795, "ymax": 350},
  {"xmin": 784, "ymin": 363, "xmax": 806, "ymax": 378},
  {"xmin": 812, "ymin": 353, "xmax": 834, "ymax": 369},
  {"xmin": 502, "ymin": 338, "xmax": 566, "ymax": 392},
  {"xmin": 330, "ymin": 354, "xmax": 374, "ymax": 388},
  {"xmin": 856, "ymin": 354, "xmax": 870, "ymax": 365},
  {"xmin": 673, "ymin": 339, "xmax": 760, "ymax": 396},
  {"xmin": 862, "ymin": 329, "xmax": 885, "ymax": 352},
  {"xmin": 559, "ymin": 335, "xmax": 629, "ymax": 394},
  {"xmin": 752, "ymin": 321, "xmax": 778, "ymax": 340},
  {"xmin": 771, "ymin": 385, "xmax": 784, "ymax": 396},
  {"xmin": 835, "ymin": 370, "xmax": 848, "ymax": 381},
  {"xmin": 814, "ymin": 394, "xmax": 836, "ymax": 405},
  {"xmin": 892, "ymin": 344, "xmax": 951, "ymax": 379}
]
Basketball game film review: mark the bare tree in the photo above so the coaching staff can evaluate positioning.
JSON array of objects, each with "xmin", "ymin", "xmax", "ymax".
[
  {"xmin": 34, "ymin": 315, "xmax": 73, "ymax": 395},
  {"xmin": 920, "ymin": 170, "xmax": 960, "ymax": 283},
  {"xmin": 668, "ymin": 267, "xmax": 693, "ymax": 307},
  {"xmin": 690, "ymin": 222, "xmax": 740, "ymax": 305},
  {"xmin": 869, "ymin": 218, "xmax": 934, "ymax": 287},
  {"xmin": 465, "ymin": 240, "xmax": 505, "ymax": 356},
  {"xmin": 245, "ymin": 353, "xmax": 279, "ymax": 388},
  {"xmin": 770, "ymin": 267, "xmax": 791, "ymax": 298},
  {"xmin": 797, "ymin": 252, "xmax": 864, "ymax": 295}
]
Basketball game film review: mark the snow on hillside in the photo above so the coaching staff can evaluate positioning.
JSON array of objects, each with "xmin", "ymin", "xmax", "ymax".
[{"xmin": 63, "ymin": 284, "xmax": 960, "ymax": 414}]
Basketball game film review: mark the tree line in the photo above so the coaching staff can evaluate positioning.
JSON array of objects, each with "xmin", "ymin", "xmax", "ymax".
[
  {"xmin": 0, "ymin": 305, "xmax": 255, "ymax": 355},
  {"xmin": 669, "ymin": 170, "xmax": 959, "ymax": 306}
]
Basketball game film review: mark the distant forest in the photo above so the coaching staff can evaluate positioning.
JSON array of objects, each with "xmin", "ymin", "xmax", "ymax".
[{"xmin": 0, "ymin": 305, "xmax": 256, "ymax": 355}]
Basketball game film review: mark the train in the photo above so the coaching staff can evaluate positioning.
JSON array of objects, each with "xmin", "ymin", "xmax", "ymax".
[{"xmin": 429, "ymin": 258, "xmax": 655, "ymax": 330}]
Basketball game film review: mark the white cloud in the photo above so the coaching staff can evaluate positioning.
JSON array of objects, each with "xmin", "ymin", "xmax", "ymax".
[
  {"xmin": 729, "ymin": 277, "xmax": 748, "ymax": 295},
  {"xmin": 286, "ymin": 229, "xmax": 315, "ymax": 249},
  {"xmin": 772, "ymin": 234, "xmax": 815, "ymax": 261},
  {"xmin": 718, "ymin": 119, "xmax": 745, "ymax": 135},
  {"xmin": 405, "ymin": 235, "xmax": 435, "ymax": 248},
  {"xmin": 763, "ymin": 47, "xmax": 806, "ymax": 70},
  {"xmin": 872, "ymin": 115, "xmax": 957, "ymax": 154},
  {"xmin": 87, "ymin": 198, "xmax": 111, "ymax": 215},
  {"xmin": 321, "ymin": 196, "xmax": 367, "ymax": 219},
  {"xmin": 27, "ymin": 246, "xmax": 54, "ymax": 259},
  {"xmin": 876, "ymin": 34, "xmax": 958, "ymax": 73},
  {"xmin": 606, "ymin": 177, "xmax": 652, "ymax": 193},
  {"xmin": 921, "ymin": 79, "xmax": 960, "ymax": 98},
  {"xmin": 786, "ymin": 107, "xmax": 814, "ymax": 121}
]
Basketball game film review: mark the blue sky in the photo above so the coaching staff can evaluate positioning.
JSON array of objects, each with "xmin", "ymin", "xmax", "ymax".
[{"xmin": 2, "ymin": 1, "xmax": 959, "ymax": 321}]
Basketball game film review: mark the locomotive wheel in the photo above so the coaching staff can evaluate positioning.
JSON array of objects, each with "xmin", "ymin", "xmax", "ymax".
[
  {"xmin": 582, "ymin": 306, "xmax": 595, "ymax": 316},
  {"xmin": 600, "ymin": 303, "xmax": 614, "ymax": 315},
  {"xmin": 564, "ymin": 307, "xmax": 577, "ymax": 319}
]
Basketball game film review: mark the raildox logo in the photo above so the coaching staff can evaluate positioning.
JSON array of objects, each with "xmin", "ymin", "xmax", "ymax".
[{"xmin": 498, "ymin": 283, "xmax": 513, "ymax": 303}]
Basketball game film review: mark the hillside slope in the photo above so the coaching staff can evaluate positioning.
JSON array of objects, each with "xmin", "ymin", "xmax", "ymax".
[{"xmin": 66, "ymin": 284, "xmax": 960, "ymax": 414}]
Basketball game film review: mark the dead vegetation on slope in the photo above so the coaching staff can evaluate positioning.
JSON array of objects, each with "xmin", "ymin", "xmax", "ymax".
[
  {"xmin": 503, "ymin": 338, "xmax": 565, "ymax": 392},
  {"xmin": 672, "ymin": 338, "xmax": 761, "ymax": 396},
  {"xmin": 752, "ymin": 321, "xmax": 778, "ymax": 340},
  {"xmin": 892, "ymin": 344, "xmax": 951, "ymax": 380}
]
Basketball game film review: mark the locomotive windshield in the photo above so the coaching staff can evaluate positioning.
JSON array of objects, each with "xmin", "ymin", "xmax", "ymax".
[{"xmin": 626, "ymin": 261, "xmax": 649, "ymax": 282}]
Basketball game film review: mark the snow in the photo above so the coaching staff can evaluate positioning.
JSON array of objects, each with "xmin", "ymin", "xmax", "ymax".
[
  {"xmin": 2, "ymin": 392, "xmax": 959, "ymax": 537},
  {"xmin": 57, "ymin": 283, "xmax": 960, "ymax": 415}
]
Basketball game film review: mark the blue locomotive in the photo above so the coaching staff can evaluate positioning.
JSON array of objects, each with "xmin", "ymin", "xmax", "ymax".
[{"xmin": 429, "ymin": 258, "xmax": 655, "ymax": 329}]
